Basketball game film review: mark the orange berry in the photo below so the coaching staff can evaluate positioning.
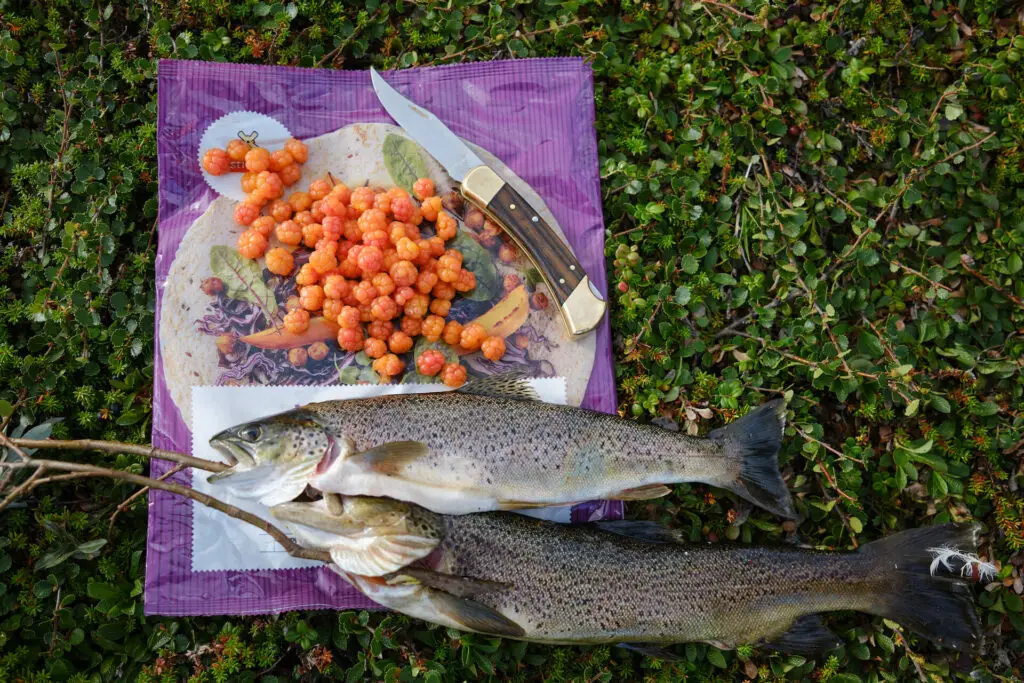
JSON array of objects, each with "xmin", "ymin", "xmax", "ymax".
[
  {"xmin": 246, "ymin": 190, "xmax": 269, "ymax": 207},
  {"xmin": 395, "ymin": 236, "xmax": 420, "ymax": 261},
  {"xmin": 308, "ymin": 341, "xmax": 329, "ymax": 361},
  {"xmin": 364, "ymin": 337, "xmax": 387, "ymax": 359},
  {"xmin": 454, "ymin": 269, "xmax": 477, "ymax": 293},
  {"xmin": 481, "ymin": 336, "xmax": 506, "ymax": 361},
  {"xmin": 371, "ymin": 273, "xmax": 396, "ymax": 297},
  {"xmin": 413, "ymin": 239, "xmax": 432, "ymax": 265},
  {"xmin": 293, "ymin": 210, "xmax": 315, "ymax": 227},
  {"xmin": 373, "ymin": 191, "xmax": 392, "ymax": 214},
  {"xmin": 340, "ymin": 258, "xmax": 362, "ymax": 280},
  {"xmin": 389, "ymin": 221, "xmax": 408, "ymax": 247},
  {"xmin": 387, "ymin": 186, "xmax": 410, "ymax": 202},
  {"xmin": 400, "ymin": 315, "xmax": 422, "ymax": 337},
  {"xmin": 370, "ymin": 295, "xmax": 399, "ymax": 321},
  {"xmin": 363, "ymin": 228, "xmax": 390, "ymax": 250},
  {"xmin": 436, "ymin": 211, "xmax": 457, "ymax": 240},
  {"xmin": 338, "ymin": 305, "xmax": 361, "ymax": 329},
  {"xmin": 323, "ymin": 195, "xmax": 347, "ymax": 218},
  {"xmin": 299, "ymin": 285, "xmax": 325, "ymax": 311},
  {"xmin": 421, "ymin": 314, "xmax": 445, "ymax": 341},
  {"xmin": 309, "ymin": 249, "xmax": 338, "ymax": 275},
  {"xmin": 256, "ymin": 171, "xmax": 283, "ymax": 199},
  {"xmin": 265, "ymin": 247, "xmax": 295, "ymax": 276},
  {"xmin": 202, "ymin": 148, "xmax": 231, "ymax": 175},
  {"xmin": 350, "ymin": 186, "xmax": 375, "ymax": 212},
  {"xmin": 251, "ymin": 215, "xmax": 276, "ymax": 237},
  {"xmin": 233, "ymin": 201, "xmax": 261, "ymax": 226},
  {"xmin": 372, "ymin": 353, "xmax": 405, "ymax": 378},
  {"xmin": 323, "ymin": 274, "xmax": 350, "ymax": 300},
  {"xmin": 284, "ymin": 138, "xmax": 308, "ymax": 164},
  {"xmin": 283, "ymin": 308, "xmax": 311, "ymax": 335},
  {"xmin": 353, "ymin": 280, "xmax": 379, "ymax": 305},
  {"xmin": 459, "ymin": 322, "xmax": 487, "ymax": 352},
  {"xmin": 416, "ymin": 349, "xmax": 445, "ymax": 377},
  {"xmin": 407, "ymin": 206, "xmax": 423, "ymax": 226},
  {"xmin": 276, "ymin": 220, "xmax": 302, "ymax": 246},
  {"xmin": 440, "ymin": 362, "xmax": 467, "ymax": 388},
  {"xmin": 388, "ymin": 331, "xmax": 414, "ymax": 354},
  {"xmin": 404, "ymin": 293, "xmax": 430, "ymax": 319},
  {"xmin": 279, "ymin": 163, "xmax": 302, "ymax": 186},
  {"xmin": 367, "ymin": 320, "xmax": 395, "ymax": 340},
  {"xmin": 357, "ymin": 245, "xmax": 384, "ymax": 275},
  {"xmin": 394, "ymin": 286, "xmax": 416, "ymax": 307},
  {"xmin": 244, "ymin": 147, "xmax": 271, "ymax": 173},
  {"xmin": 416, "ymin": 270, "xmax": 439, "ymax": 294},
  {"xmin": 240, "ymin": 171, "xmax": 259, "ymax": 194},
  {"xmin": 381, "ymin": 248, "xmax": 401, "ymax": 271},
  {"xmin": 302, "ymin": 223, "xmax": 324, "ymax": 249},
  {"xmin": 315, "ymin": 238, "xmax": 339, "ymax": 256},
  {"xmin": 226, "ymin": 139, "xmax": 249, "ymax": 162},
  {"xmin": 358, "ymin": 208, "xmax": 388, "ymax": 235},
  {"xmin": 330, "ymin": 182, "xmax": 352, "ymax": 204},
  {"xmin": 432, "ymin": 281, "xmax": 456, "ymax": 301},
  {"xmin": 442, "ymin": 320, "xmax": 463, "ymax": 346},
  {"xmin": 237, "ymin": 229, "xmax": 267, "ymax": 259},
  {"xmin": 429, "ymin": 298, "xmax": 450, "ymax": 317},
  {"xmin": 310, "ymin": 199, "xmax": 326, "ymax": 222},
  {"xmin": 269, "ymin": 149, "xmax": 295, "ymax": 173},
  {"xmin": 295, "ymin": 263, "xmax": 319, "ymax": 286},
  {"xmin": 391, "ymin": 196, "xmax": 414, "ymax": 222},
  {"xmin": 322, "ymin": 216, "xmax": 344, "ymax": 241},
  {"xmin": 413, "ymin": 177, "xmax": 435, "ymax": 201},
  {"xmin": 531, "ymin": 291, "xmax": 550, "ymax": 310},
  {"xmin": 289, "ymin": 347, "xmax": 309, "ymax": 367},
  {"xmin": 288, "ymin": 191, "xmax": 313, "ymax": 212},
  {"xmin": 337, "ymin": 326, "xmax": 364, "ymax": 352},
  {"xmin": 420, "ymin": 196, "xmax": 442, "ymax": 222},
  {"xmin": 390, "ymin": 260, "xmax": 419, "ymax": 288},
  {"xmin": 426, "ymin": 236, "xmax": 445, "ymax": 257},
  {"xmin": 307, "ymin": 178, "xmax": 330, "ymax": 201},
  {"xmin": 269, "ymin": 199, "xmax": 293, "ymax": 222},
  {"xmin": 360, "ymin": 304, "xmax": 375, "ymax": 323},
  {"xmin": 322, "ymin": 297, "xmax": 343, "ymax": 322}
]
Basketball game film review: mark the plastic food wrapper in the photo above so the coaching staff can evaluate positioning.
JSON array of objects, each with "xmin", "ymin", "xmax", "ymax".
[{"xmin": 150, "ymin": 58, "xmax": 618, "ymax": 616}]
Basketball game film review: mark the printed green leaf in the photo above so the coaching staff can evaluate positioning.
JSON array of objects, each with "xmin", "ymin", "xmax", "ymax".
[
  {"xmin": 383, "ymin": 134, "xmax": 430, "ymax": 194},
  {"xmin": 209, "ymin": 245, "xmax": 278, "ymax": 319},
  {"xmin": 450, "ymin": 230, "xmax": 500, "ymax": 301}
]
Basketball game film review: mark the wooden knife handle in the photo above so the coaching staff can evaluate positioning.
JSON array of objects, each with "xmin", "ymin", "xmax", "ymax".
[{"xmin": 461, "ymin": 166, "xmax": 607, "ymax": 338}]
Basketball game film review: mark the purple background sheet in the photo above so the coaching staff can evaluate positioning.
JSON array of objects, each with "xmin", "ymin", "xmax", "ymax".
[{"xmin": 149, "ymin": 58, "xmax": 618, "ymax": 616}]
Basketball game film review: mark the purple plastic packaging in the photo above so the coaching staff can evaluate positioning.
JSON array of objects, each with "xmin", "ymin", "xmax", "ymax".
[{"xmin": 149, "ymin": 58, "xmax": 618, "ymax": 616}]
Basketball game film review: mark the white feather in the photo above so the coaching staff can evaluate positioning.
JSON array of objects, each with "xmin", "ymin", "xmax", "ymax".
[{"xmin": 926, "ymin": 545, "xmax": 997, "ymax": 582}]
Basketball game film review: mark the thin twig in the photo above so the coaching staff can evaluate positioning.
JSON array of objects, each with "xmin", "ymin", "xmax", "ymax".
[
  {"xmin": 699, "ymin": 0, "xmax": 763, "ymax": 25},
  {"xmin": 889, "ymin": 260, "xmax": 953, "ymax": 292},
  {"xmin": 437, "ymin": 18, "xmax": 589, "ymax": 62},
  {"xmin": 959, "ymin": 259, "xmax": 1024, "ymax": 311},
  {"xmin": 1, "ymin": 459, "xmax": 331, "ymax": 564},
  {"xmin": 109, "ymin": 463, "xmax": 186, "ymax": 536},
  {"xmin": 11, "ymin": 438, "xmax": 226, "ymax": 472},
  {"xmin": 792, "ymin": 425, "xmax": 864, "ymax": 465},
  {"xmin": 0, "ymin": 465, "xmax": 47, "ymax": 512}
]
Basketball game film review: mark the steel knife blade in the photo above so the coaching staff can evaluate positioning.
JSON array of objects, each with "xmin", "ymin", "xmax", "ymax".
[{"xmin": 369, "ymin": 67, "xmax": 606, "ymax": 339}]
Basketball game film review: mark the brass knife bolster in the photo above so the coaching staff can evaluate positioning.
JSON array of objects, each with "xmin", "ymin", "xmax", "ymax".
[{"xmin": 461, "ymin": 165, "xmax": 606, "ymax": 337}]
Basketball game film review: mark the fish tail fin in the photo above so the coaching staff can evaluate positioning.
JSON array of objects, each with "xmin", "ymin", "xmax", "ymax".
[
  {"xmin": 859, "ymin": 524, "xmax": 987, "ymax": 653},
  {"xmin": 708, "ymin": 399, "xmax": 796, "ymax": 519}
]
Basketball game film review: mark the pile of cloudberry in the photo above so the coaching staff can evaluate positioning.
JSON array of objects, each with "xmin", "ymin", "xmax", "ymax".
[{"xmin": 201, "ymin": 139, "xmax": 507, "ymax": 386}]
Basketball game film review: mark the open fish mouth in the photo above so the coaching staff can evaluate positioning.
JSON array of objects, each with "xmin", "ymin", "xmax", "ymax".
[{"xmin": 208, "ymin": 437, "xmax": 255, "ymax": 471}]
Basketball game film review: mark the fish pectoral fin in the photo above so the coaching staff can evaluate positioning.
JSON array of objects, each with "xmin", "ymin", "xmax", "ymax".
[
  {"xmin": 760, "ymin": 614, "xmax": 842, "ymax": 655},
  {"xmin": 591, "ymin": 520, "xmax": 684, "ymax": 544},
  {"xmin": 608, "ymin": 484, "xmax": 673, "ymax": 501},
  {"xmin": 347, "ymin": 441, "xmax": 430, "ymax": 476},
  {"xmin": 427, "ymin": 589, "xmax": 525, "ymax": 637},
  {"xmin": 327, "ymin": 534, "xmax": 439, "ymax": 577},
  {"xmin": 457, "ymin": 371, "xmax": 541, "ymax": 401},
  {"xmin": 615, "ymin": 643, "xmax": 684, "ymax": 662},
  {"xmin": 398, "ymin": 568, "xmax": 512, "ymax": 598}
]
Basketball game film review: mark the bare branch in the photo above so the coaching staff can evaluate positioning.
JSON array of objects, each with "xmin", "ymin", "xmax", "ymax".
[
  {"xmin": 10, "ymin": 438, "xmax": 226, "ymax": 473},
  {"xmin": 109, "ymin": 463, "xmax": 187, "ymax": 535}
]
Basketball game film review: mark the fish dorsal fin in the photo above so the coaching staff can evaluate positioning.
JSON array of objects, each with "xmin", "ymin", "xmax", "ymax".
[
  {"xmin": 615, "ymin": 643, "xmax": 684, "ymax": 661},
  {"xmin": 326, "ymin": 534, "xmax": 439, "ymax": 577},
  {"xmin": 398, "ymin": 567, "xmax": 511, "ymax": 598},
  {"xmin": 592, "ymin": 520, "xmax": 685, "ymax": 544},
  {"xmin": 457, "ymin": 371, "xmax": 540, "ymax": 401},
  {"xmin": 347, "ymin": 441, "xmax": 430, "ymax": 475},
  {"xmin": 761, "ymin": 614, "xmax": 842, "ymax": 655},
  {"xmin": 609, "ymin": 484, "xmax": 673, "ymax": 501}
]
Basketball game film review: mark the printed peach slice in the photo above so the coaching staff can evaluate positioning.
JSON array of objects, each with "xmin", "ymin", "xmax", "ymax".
[
  {"xmin": 457, "ymin": 285, "xmax": 529, "ymax": 355},
  {"xmin": 240, "ymin": 316, "xmax": 340, "ymax": 350}
]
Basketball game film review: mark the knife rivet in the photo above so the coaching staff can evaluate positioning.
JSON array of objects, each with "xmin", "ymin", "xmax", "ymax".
[
  {"xmin": 559, "ymin": 278, "xmax": 566, "ymax": 284},
  {"xmin": 531, "ymin": 216, "xmax": 539, "ymax": 223},
  {"xmin": 570, "ymin": 265, "xmax": 576, "ymax": 271},
  {"xmin": 509, "ymin": 203, "xmax": 516, "ymax": 210}
]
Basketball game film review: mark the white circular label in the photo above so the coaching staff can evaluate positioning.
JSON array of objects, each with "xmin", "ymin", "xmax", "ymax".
[{"xmin": 197, "ymin": 111, "xmax": 293, "ymax": 201}]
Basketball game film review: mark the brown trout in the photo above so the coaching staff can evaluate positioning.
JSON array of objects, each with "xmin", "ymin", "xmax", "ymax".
[
  {"xmin": 273, "ymin": 496, "xmax": 989, "ymax": 656},
  {"xmin": 208, "ymin": 373, "xmax": 796, "ymax": 518}
]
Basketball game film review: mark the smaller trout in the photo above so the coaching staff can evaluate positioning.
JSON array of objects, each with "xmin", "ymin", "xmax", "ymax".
[
  {"xmin": 208, "ymin": 372, "xmax": 796, "ymax": 517},
  {"xmin": 274, "ymin": 497, "xmax": 989, "ymax": 656}
]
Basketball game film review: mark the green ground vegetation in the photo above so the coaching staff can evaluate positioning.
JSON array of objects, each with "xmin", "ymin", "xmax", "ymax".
[{"xmin": 1, "ymin": 0, "xmax": 1022, "ymax": 681}]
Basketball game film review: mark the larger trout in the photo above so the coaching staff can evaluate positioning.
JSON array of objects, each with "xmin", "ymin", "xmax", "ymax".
[
  {"xmin": 207, "ymin": 373, "xmax": 795, "ymax": 518},
  {"xmin": 273, "ymin": 496, "xmax": 988, "ymax": 656}
]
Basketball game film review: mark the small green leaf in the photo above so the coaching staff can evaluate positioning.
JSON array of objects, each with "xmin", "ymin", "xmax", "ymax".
[
  {"xmin": 706, "ymin": 647, "xmax": 727, "ymax": 668},
  {"xmin": 904, "ymin": 398, "xmax": 920, "ymax": 417},
  {"xmin": 969, "ymin": 401, "xmax": 1000, "ymax": 417},
  {"xmin": 382, "ymin": 134, "xmax": 430, "ymax": 194},
  {"xmin": 681, "ymin": 254, "xmax": 699, "ymax": 274},
  {"xmin": 944, "ymin": 103, "xmax": 963, "ymax": 120},
  {"xmin": 673, "ymin": 285, "xmax": 691, "ymax": 306},
  {"xmin": 929, "ymin": 395, "xmax": 952, "ymax": 413}
]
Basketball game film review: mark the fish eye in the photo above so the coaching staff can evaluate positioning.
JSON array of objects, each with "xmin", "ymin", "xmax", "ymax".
[{"xmin": 238, "ymin": 425, "xmax": 262, "ymax": 442}]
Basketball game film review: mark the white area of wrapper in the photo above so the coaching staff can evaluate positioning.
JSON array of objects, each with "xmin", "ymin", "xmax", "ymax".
[
  {"xmin": 197, "ymin": 111, "xmax": 293, "ymax": 201},
  {"xmin": 189, "ymin": 378, "xmax": 570, "ymax": 572}
]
